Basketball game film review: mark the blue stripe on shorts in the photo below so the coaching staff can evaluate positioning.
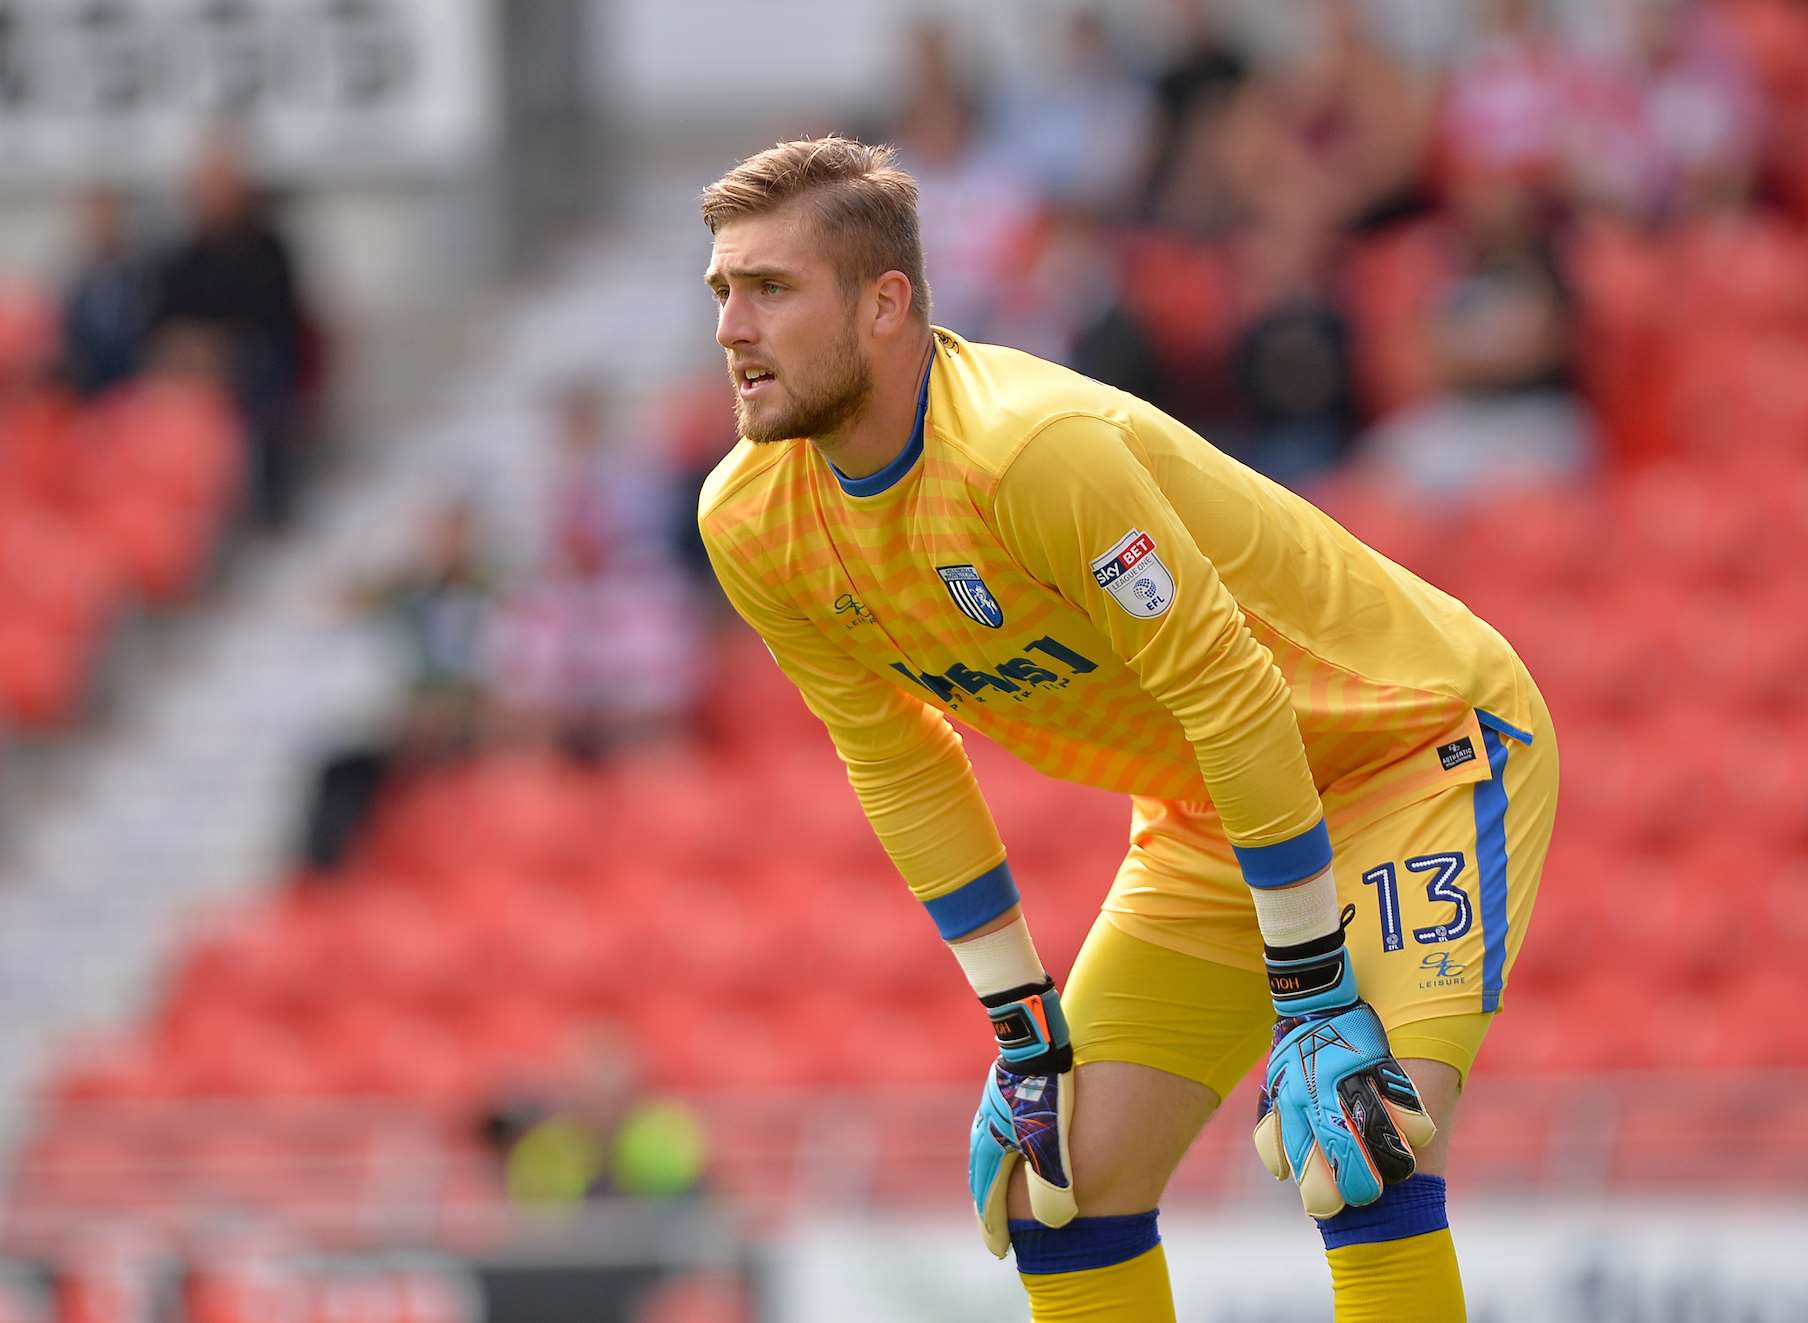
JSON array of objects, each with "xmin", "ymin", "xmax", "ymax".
[{"xmin": 1472, "ymin": 727, "xmax": 1512, "ymax": 1012}]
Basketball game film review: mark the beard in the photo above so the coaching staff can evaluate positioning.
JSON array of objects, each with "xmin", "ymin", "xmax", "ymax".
[{"xmin": 733, "ymin": 316, "xmax": 874, "ymax": 444}]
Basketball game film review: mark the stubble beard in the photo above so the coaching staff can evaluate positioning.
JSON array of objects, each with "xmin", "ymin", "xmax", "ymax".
[{"xmin": 734, "ymin": 317, "xmax": 874, "ymax": 445}]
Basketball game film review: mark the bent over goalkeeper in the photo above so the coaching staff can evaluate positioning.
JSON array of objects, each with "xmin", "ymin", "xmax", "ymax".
[{"xmin": 696, "ymin": 136, "xmax": 1558, "ymax": 1323}]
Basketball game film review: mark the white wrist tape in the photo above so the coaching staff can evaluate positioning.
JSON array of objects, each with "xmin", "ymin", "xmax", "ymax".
[
  {"xmin": 1250, "ymin": 865, "xmax": 1341, "ymax": 950},
  {"xmin": 948, "ymin": 914, "xmax": 1047, "ymax": 998}
]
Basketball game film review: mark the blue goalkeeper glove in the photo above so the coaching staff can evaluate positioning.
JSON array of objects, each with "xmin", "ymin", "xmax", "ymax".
[
  {"xmin": 1252, "ymin": 911, "xmax": 1437, "ymax": 1218},
  {"xmin": 968, "ymin": 978, "xmax": 1077, "ymax": 1257}
]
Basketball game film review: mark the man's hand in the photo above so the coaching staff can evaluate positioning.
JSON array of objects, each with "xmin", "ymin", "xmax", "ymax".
[
  {"xmin": 1250, "ymin": 911, "xmax": 1436, "ymax": 1218},
  {"xmin": 968, "ymin": 979, "xmax": 1077, "ymax": 1257},
  {"xmin": 1252, "ymin": 1001, "xmax": 1436, "ymax": 1217}
]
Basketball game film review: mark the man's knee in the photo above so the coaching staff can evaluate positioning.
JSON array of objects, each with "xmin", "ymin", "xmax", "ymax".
[
  {"xmin": 1006, "ymin": 1060, "xmax": 1220, "ymax": 1220},
  {"xmin": 1396, "ymin": 1057, "xmax": 1462, "ymax": 1178}
]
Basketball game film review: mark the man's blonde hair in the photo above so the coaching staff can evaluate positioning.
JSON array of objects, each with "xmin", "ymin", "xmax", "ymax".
[{"xmin": 701, "ymin": 135, "xmax": 930, "ymax": 323}]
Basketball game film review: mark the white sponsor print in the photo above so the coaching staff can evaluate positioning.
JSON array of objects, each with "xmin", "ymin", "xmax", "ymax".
[{"xmin": 1089, "ymin": 528, "xmax": 1175, "ymax": 618}]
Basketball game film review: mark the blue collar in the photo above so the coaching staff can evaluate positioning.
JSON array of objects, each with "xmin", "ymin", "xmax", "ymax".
[{"xmin": 830, "ymin": 359, "xmax": 931, "ymax": 497}]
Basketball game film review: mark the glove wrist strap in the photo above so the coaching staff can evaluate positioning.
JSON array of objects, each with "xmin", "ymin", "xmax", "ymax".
[
  {"xmin": 1265, "ymin": 906, "xmax": 1359, "ymax": 1016},
  {"xmin": 982, "ymin": 978, "xmax": 1074, "ymax": 1074}
]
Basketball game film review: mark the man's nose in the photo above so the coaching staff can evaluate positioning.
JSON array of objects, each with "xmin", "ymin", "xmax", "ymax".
[{"xmin": 716, "ymin": 291, "xmax": 754, "ymax": 350}]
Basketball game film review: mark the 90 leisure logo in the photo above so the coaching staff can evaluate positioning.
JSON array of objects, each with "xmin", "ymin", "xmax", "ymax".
[{"xmin": 1418, "ymin": 952, "xmax": 1468, "ymax": 989}]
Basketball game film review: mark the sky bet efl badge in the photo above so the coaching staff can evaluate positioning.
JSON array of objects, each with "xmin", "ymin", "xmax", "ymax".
[
  {"xmin": 938, "ymin": 564, "xmax": 1004, "ymax": 628},
  {"xmin": 1091, "ymin": 529, "xmax": 1174, "ymax": 618}
]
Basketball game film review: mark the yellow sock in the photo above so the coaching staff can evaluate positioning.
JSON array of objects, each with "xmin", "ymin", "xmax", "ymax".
[
  {"xmin": 1326, "ymin": 1227, "xmax": 1466, "ymax": 1322},
  {"xmin": 1019, "ymin": 1243, "xmax": 1176, "ymax": 1323}
]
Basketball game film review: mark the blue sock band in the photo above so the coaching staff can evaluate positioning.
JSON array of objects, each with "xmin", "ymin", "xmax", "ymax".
[
  {"xmin": 1319, "ymin": 1174, "xmax": 1449, "ymax": 1250},
  {"xmin": 1009, "ymin": 1211, "xmax": 1161, "ymax": 1275}
]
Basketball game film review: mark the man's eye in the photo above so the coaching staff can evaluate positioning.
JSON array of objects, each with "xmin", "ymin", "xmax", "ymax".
[
  {"xmin": 761, "ymin": 282, "xmax": 784, "ymax": 296},
  {"xmin": 710, "ymin": 287, "xmax": 728, "ymax": 304}
]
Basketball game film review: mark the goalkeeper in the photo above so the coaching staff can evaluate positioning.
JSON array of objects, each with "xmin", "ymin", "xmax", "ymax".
[{"xmin": 697, "ymin": 137, "xmax": 1558, "ymax": 1323}]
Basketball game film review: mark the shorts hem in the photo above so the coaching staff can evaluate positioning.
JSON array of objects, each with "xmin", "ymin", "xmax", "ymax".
[
  {"xmin": 1097, "ymin": 910, "xmax": 1265, "ymax": 974},
  {"xmin": 1072, "ymin": 1036, "xmax": 1267, "ymax": 1105},
  {"xmin": 1381, "ymin": 1008, "xmax": 1497, "ymax": 1086}
]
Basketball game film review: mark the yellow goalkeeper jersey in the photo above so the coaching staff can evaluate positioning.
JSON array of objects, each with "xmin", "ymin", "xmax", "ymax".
[{"xmin": 699, "ymin": 328, "xmax": 1538, "ymax": 935}]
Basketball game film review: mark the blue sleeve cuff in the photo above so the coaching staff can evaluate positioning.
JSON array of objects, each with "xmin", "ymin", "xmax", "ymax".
[
  {"xmin": 1232, "ymin": 819, "xmax": 1333, "ymax": 890},
  {"xmin": 923, "ymin": 861, "xmax": 1019, "ymax": 939}
]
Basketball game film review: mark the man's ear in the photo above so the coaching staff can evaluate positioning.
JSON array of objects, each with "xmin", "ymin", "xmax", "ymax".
[{"xmin": 869, "ymin": 269, "xmax": 916, "ymax": 337}]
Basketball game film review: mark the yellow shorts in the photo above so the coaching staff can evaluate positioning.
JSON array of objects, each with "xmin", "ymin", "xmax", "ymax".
[{"xmin": 1064, "ymin": 687, "xmax": 1559, "ymax": 1097}]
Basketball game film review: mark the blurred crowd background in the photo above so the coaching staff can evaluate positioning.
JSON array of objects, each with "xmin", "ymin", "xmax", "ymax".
[{"xmin": 0, "ymin": 0, "xmax": 1805, "ymax": 1319}]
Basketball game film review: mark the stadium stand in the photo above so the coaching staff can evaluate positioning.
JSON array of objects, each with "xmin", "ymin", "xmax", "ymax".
[
  {"xmin": 16, "ymin": 303, "xmax": 1808, "ymax": 1213},
  {"xmin": 0, "ymin": 285, "xmax": 243, "ymax": 732},
  {"xmin": 4, "ymin": 5, "xmax": 1808, "ymax": 1318}
]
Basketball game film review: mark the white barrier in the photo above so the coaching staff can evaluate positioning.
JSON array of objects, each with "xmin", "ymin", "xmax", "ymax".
[
  {"xmin": 0, "ymin": 0, "xmax": 494, "ymax": 184},
  {"xmin": 775, "ymin": 1204, "xmax": 1808, "ymax": 1322}
]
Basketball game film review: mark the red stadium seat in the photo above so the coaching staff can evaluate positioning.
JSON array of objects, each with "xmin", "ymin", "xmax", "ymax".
[
  {"xmin": 0, "ymin": 390, "xmax": 79, "ymax": 508},
  {"xmin": 300, "ymin": 1002, "xmax": 478, "ymax": 1102},
  {"xmin": 84, "ymin": 493, "xmax": 216, "ymax": 606},
  {"xmin": 0, "ymin": 615, "xmax": 92, "ymax": 730},
  {"xmin": 633, "ymin": 994, "xmax": 823, "ymax": 1091},
  {"xmin": 1756, "ymin": 857, "xmax": 1808, "ymax": 948},
  {"xmin": 47, "ymin": 1036, "xmax": 182, "ymax": 1103},
  {"xmin": 1662, "ymin": 585, "xmax": 1808, "ymax": 717},
  {"xmin": 1468, "ymin": 989, "xmax": 1568, "ymax": 1073},
  {"xmin": 1117, "ymin": 230, "xmax": 1235, "ymax": 415},
  {"xmin": 1612, "ymin": 464, "xmax": 1787, "ymax": 588},
  {"xmin": 1339, "ymin": 220, "xmax": 1451, "ymax": 419},
  {"xmin": 457, "ymin": 994, "xmax": 591, "ymax": 1099},
  {"xmin": 89, "ymin": 377, "xmax": 243, "ymax": 513},
  {"xmin": 1696, "ymin": 969, "xmax": 1808, "ymax": 1070},
  {"xmin": 1566, "ymin": 216, "xmax": 1682, "ymax": 465},
  {"xmin": 629, "ymin": 1272, "xmax": 752, "ymax": 1323},
  {"xmin": 0, "ymin": 499, "xmax": 120, "ymax": 642},
  {"xmin": 166, "ymin": 901, "xmax": 347, "ymax": 1035},
  {"xmin": 1705, "ymin": 723, "xmax": 1808, "ymax": 842},
  {"xmin": 165, "ymin": 1008, "xmax": 332, "ymax": 1098},
  {"xmin": 1455, "ymin": 483, "xmax": 1617, "ymax": 598}
]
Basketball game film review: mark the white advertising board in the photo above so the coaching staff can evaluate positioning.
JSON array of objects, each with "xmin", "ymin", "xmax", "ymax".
[
  {"xmin": 0, "ymin": 0, "xmax": 494, "ymax": 185},
  {"xmin": 773, "ymin": 1203, "xmax": 1808, "ymax": 1322}
]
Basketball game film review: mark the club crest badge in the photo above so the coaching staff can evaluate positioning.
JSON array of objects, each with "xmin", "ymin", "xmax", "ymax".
[
  {"xmin": 937, "ymin": 564, "xmax": 1004, "ymax": 628},
  {"xmin": 1090, "ymin": 529, "xmax": 1174, "ymax": 618}
]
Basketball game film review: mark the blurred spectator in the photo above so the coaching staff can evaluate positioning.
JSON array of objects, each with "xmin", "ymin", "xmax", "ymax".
[
  {"xmin": 491, "ymin": 380, "xmax": 708, "ymax": 760},
  {"xmin": 1717, "ymin": 0, "xmax": 1808, "ymax": 221},
  {"xmin": 301, "ymin": 498, "xmax": 499, "ymax": 872},
  {"xmin": 985, "ymin": 11, "xmax": 1155, "ymax": 214},
  {"xmin": 1356, "ymin": 165, "xmax": 1593, "ymax": 496},
  {"xmin": 60, "ymin": 187, "xmax": 154, "ymax": 399},
  {"xmin": 660, "ymin": 372, "xmax": 742, "ymax": 607},
  {"xmin": 891, "ymin": 18, "xmax": 979, "ymax": 126},
  {"xmin": 1565, "ymin": 0, "xmax": 1760, "ymax": 221},
  {"xmin": 547, "ymin": 382, "xmax": 683, "ymax": 568},
  {"xmin": 1437, "ymin": 0, "xmax": 1590, "ymax": 198},
  {"xmin": 355, "ymin": 496, "xmax": 499, "ymax": 734},
  {"xmin": 0, "ymin": 282, "xmax": 76, "ymax": 510},
  {"xmin": 895, "ymin": 54, "xmax": 1035, "ymax": 339},
  {"xmin": 986, "ymin": 209, "xmax": 1163, "ymax": 405},
  {"xmin": 154, "ymin": 131, "xmax": 311, "ymax": 533},
  {"xmin": 1221, "ymin": 215, "xmax": 1358, "ymax": 489},
  {"xmin": 492, "ymin": 510, "xmax": 707, "ymax": 763},
  {"xmin": 482, "ymin": 1034, "xmax": 707, "ymax": 1210},
  {"xmin": 1142, "ymin": 0, "xmax": 1251, "ymax": 231},
  {"xmin": 1221, "ymin": 0, "xmax": 1435, "ymax": 234}
]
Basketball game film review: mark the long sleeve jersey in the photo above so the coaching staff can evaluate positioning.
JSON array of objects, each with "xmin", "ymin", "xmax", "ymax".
[{"xmin": 699, "ymin": 328, "xmax": 1537, "ymax": 935}]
